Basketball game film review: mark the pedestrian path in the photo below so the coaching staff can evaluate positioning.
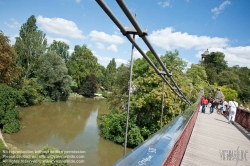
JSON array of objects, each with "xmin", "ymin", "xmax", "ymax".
[{"xmin": 181, "ymin": 107, "xmax": 250, "ymax": 166}]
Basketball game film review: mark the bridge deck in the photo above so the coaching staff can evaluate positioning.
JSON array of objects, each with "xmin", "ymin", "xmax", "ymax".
[{"xmin": 181, "ymin": 107, "xmax": 250, "ymax": 166}]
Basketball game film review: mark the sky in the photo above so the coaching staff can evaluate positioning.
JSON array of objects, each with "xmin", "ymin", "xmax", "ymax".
[{"xmin": 1, "ymin": 0, "xmax": 250, "ymax": 68}]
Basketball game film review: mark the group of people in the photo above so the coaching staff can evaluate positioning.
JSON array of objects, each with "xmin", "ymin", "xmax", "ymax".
[{"xmin": 200, "ymin": 96, "xmax": 238, "ymax": 124}]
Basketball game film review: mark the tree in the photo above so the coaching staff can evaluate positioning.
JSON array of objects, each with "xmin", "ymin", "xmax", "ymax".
[
  {"xmin": 80, "ymin": 74, "xmax": 98, "ymax": 97},
  {"xmin": 104, "ymin": 58, "xmax": 116, "ymax": 91},
  {"xmin": 0, "ymin": 31, "xmax": 22, "ymax": 84},
  {"xmin": 35, "ymin": 52, "xmax": 72, "ymax": 101},
  {"xmin": 201, "ymin": 51, "xmax": 228, "ymax": 84},
  {"xmin": 186, "ymin": 64, "xmax": 207, "ymax": 100},
  {"xmin": 48, "ymin": 40, "xmax": 69, "ymax": 62},
  {"xmin": 15, "ymin": 15, "xmax": 47, "ymax": 78},
  {"xmin": 239, "ymin": 86, "xmax": 250, "ymax": 102},
  {"xmin": 217, "ymin": 70, "xmax": 240, "ymax": 92},
  {"xmin": 186, "ymin": 64, "xmax": 207, "ymax": 89},
  {"xmin": 67, "ymin": 45, "xmax": 100, "ymax": 88},
  {"xmin": 106, "ymin": 63, "xmax": 130, "ymax": 110}
]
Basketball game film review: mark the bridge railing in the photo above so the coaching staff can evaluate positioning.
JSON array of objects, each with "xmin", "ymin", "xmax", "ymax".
[
  {"xmin": 224, "ymin": 108, "xmax": 250, "ymax": 132},
  {"xmin": 113, "ymin": 100, "xmax": 201, "ymax": 166}
]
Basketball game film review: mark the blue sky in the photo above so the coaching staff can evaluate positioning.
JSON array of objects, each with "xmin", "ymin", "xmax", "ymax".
[{"xmin": 1, "ymin": 0, "xmax": 250, "ymax": 68}]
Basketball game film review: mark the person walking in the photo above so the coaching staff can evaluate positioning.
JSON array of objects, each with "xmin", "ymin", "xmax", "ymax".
[
  {"xmin": 201, "ymin": 97, "xmax": 208, "ymax": 113},
  {"xmin": 209, "ymin": 98, "xmax": 216, "ymax": 114},
  {"xmin": 228, "ymin": 99, "xmax": 238, "ymax": 124}
]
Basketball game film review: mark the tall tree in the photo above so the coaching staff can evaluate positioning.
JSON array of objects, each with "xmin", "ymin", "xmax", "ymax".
[
  {"xmin": 104, "ymin": 58, "xmax": 116, "ymax": 91},
  {"xmin": 201, "ymin": 51, "xmax": 228, "ymax": 84},
  {"xmin": 35, "ymin": 52, "xmax": 72, "ymax": 101},
  {"xmin": 48, "ymin": 40, "xmax": 69, "ymax": 62},
  {"xmin": 0, "ymin": 31, "xmax": 22, "ymax": 84},
  {"xmin": 67, "ymin": 45, "xmax": 100, "ymax": 88},
  {"xmin": 15, "ymin": 15, "xmax": 47, "ymax": 78}
]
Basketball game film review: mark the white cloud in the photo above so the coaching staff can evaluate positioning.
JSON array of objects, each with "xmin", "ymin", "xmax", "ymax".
[
  {"xmin": 211, "ymin": 0, "xmax": 231, "ymax": 19},
  {"xmin": 37, "ymin": 15, "xmax": 85, "ymax": 39},
  {"xmin": 133, "ymin": 50, "xmax": 148, "ymax": 59},
  {"xmin": 75, "ymin": 0, "xmax": 81, "ymax": 3},
  {"xmin": 89, "ymin": 30, "xmax": 125, "ymax": 44},
  {"xmin": 4, "ymin": 18, "xmax": 19, "ymax": 28},
  {"xmin": 158, "ymin": 1, "xmax": 170, "ymax": 7},
  {"xmin": 8, "ymin": 34, "xmax": 18, "ymax": 45},
  {"xmin": 46, "ymin": 36, "xmax": 71, "ymax": 45},
  {"xmin": 107, "ymin": 44, "xmax": 118, "ymax": 52},
  {"xmin": 94, "ymin": 54, "xmax": 127, "ymax": 67},
  {"xmin": 195, "ymin": 46, "xmax": 250, "ymax": 68},
  {"xmin": 96, "ymin": 42, "xmax": 105, "ymax": 50},
  {"xmin": 148, "ymin": 27, "xmax": 229, "ymax": 50}
]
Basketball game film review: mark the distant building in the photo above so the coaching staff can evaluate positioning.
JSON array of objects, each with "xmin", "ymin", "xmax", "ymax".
[{"xmin": 201, "ymin": 49, "xmax": 210, "ymax": 61}]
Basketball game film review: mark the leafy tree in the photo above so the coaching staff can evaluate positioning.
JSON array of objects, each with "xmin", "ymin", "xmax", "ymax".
[
  {"xmin": 96, "ymin": 64, "xmax": 106, "ymax": 87},
  {"xmin": 186, "ymin": 64, "xmax": 207, "ymax": 101},
  {"xmin": 104, "ymin": 58, "xmax": 117, "ymax": 91},
  {"xmin": 239, "ymin": 86, "xmax": 250, "ymax": 102},
  {"xmin": 67, "ymin": 45, "xmax": 100, "ymax": 88},
  {"xmin": 80, "ymin": 74, "xmax": 98, "ymax": 97},
  {"xmin": 15, "ymin": 15, "xmax": 47, "ymax": 78},
  {"xmin": 48, "ymin": 40, "xmax": 69, "ymax": 62},
  {"xmin": 201, "ymin": 51, "xmax": 228, "ymax": 84},
  {"xmin": 35, "ymin": 52, "xmax": 72, "ymax": 101},
  {"xmin": 217, "ymin": 70, "xmax": 240, "ymax": 92},
  {"xmin": 106, "ymin": 63, "xmax": 130, "ymax": 110},
  {"xmin": 0, "ymin": 31, "xmax": 22, "ymax": 84},
  {"xmin": 0, "ymin": 84, "xmax": 21, "ymax": 133}
]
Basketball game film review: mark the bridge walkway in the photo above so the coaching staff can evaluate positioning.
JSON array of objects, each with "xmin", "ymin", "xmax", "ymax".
[{"xmin": 181, "ymin": 107, "xmax": 250, "ymax": 166}]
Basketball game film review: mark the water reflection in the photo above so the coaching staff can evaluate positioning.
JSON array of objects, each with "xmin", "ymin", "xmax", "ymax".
[{"xmin": 3, "ymin": 98, "xmax": 131, "ymax": 165}]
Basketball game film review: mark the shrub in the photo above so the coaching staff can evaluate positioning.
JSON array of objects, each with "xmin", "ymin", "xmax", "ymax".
[
  {"xmin": 100, "ymin": 110, "xmax": 144, "ymax": 148},
  {"xmin": 0, "ymin": 84, "xmax": 21, "ymax": 133}
]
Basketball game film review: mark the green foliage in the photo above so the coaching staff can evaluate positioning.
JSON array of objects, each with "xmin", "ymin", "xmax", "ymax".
[
  {"xmin": 103, "ymin": 58, "xmax": 117, "ymax": 91},
  {"xmin": 106, "ymin": 63, "xmax": 129, "ymax": 110},
  {"xmin": 100, "ymin": 110, "xmax": 144, "ymax": 148},
  {"xmin": 213, "ymin": 85, "xmax": 238, "ymax": 101},
  {"xmin": 18, "ymin": 79, "xmax": 43, "ymax": 106},
  {"xmin": 15, "ymin": 15, "xmax": 47, "ymax": 78},
  {"xmin": 0, "ymin": 84, "xmax": 21, "ymax": 133},
  {"xmin": 67, "ymin": 45, "xmax": 100, "ymax": 88},
  {"xmin": 48, "ymin": 40, "xmax": 69, "ymax": 63},
  {"xmin": 217, "ymin": 71, "xmax": 240, "ymax": 92},
  {"xmin": 186, "ymin": 64, "xmax": 207, "ymax": 96},
  {"xmin": 35, "ymin": 52, "xmax": 72, "ymax": 101},
  {"xmin": 239, "ymin": 86, "xmax": 250, "ymax": 102},
  {"xmin": 202, "ymin": 51, "xmax": 228, "ymax": 84},
  {"xmin": 101, "ymin": 50, "xmax": 194, "ymax": 148}
]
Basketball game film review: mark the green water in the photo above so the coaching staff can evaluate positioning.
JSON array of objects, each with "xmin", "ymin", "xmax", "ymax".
[{"xmin": 3, "ymin": 98, "xmax": 131, "ymax": 165}]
